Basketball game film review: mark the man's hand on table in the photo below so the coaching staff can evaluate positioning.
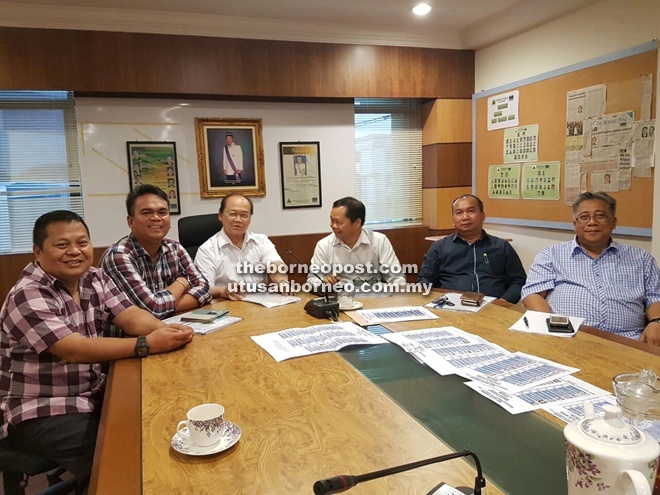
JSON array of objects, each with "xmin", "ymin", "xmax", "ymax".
[
  {"xmin": 146, "ymin": 325, "xmax": 194, "ymax": 353},
  {"xmin": 640, "ymin": 322, "xmax": 660, "ymax": 346}
]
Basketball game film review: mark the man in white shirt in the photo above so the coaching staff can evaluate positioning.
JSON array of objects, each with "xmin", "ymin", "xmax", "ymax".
[
  {"xmin": 307, "ymin": 197, "xmax": 406, "ymax": 290},
  {"xmin": 223, "ymin": 132, "xmax": 243, "ymax": 182},
  {"xmin": 194, "ymin": 194, "xmax": 290, "ymax": 299}
]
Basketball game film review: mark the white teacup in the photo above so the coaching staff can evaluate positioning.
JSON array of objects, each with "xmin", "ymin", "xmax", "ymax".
[
  {"xmin": 177, "ymin": 403, "xmax": 225, "ymax": 447},
  {"xmin": 338, "ymin": 291, "xmax": 356, "ymax": 309}
]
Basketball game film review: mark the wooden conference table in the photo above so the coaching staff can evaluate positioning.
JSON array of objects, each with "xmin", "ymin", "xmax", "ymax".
[{"xmin": 89, "ymin": 292, "xmax": 659, "ymax": 495}]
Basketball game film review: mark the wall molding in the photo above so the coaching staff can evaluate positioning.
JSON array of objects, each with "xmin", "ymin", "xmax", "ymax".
[{"xmin": 0, "ymin": 1, "xmax": 462, "ymax": 49}]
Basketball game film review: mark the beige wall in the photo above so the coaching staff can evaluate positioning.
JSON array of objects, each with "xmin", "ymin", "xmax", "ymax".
[{"xmin": 475, "ymin": 0, "xmax": 660, "ymax": 266}]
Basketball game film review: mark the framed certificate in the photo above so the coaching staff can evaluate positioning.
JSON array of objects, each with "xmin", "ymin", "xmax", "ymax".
[{"xmin": 279, "ymin": 142, "xmax": 322, "ymax": 209}]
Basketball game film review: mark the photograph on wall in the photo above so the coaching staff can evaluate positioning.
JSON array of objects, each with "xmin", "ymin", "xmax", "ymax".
[
  {"xmin": 279, "ymin": 142, "xmax": 322, "ymax": 209},
  {"xmin": 504, "ymin": 125, "xmax": 538, "ymax": 163},
  {"xmin": 195, "ymin": 118, "xmax": 266, "ymax": 197},
  {"xmin": 521, "ymin": 161, "xmax": 561, "ymax": 200},
  {"xmin": 488, "ymin": 164, "xmax": 520, "ymax": 199},
  {"xmin": 487, "ymin": 90, "xmax": 519, "ymax": 131},
  {"xmin": 127, "ymin": 141, "xmax": 181, "ymax": 214}
]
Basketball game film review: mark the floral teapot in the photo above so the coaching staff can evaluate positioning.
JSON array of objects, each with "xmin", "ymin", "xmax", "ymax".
[{"xmin": 564, "ymin": 403, "xmax": 659, "ymax": 494}]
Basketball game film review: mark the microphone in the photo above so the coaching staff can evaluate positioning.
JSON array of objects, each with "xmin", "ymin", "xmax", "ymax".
[
  {"xmin": 285, "ymin": 249, "xmax": 339, "ymax": 321},
  {"xmin": 313, "ymin": 450, "xmax": 486, "ymax": 495}
]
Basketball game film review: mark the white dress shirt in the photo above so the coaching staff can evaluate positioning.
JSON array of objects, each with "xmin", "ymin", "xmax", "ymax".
[
  {"xmin": 307, "ymin": 229, "xmax": 406, "ymax": 287},
  {"xmin": 194, "ymin": 229, "xmax": 283, "ymax": 287}
]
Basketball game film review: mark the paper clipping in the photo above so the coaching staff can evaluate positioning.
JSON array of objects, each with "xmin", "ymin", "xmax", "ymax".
[
  {"xmin": 488, "ymin": 90, "xmax": 519, "ymax": 131},
  {"xmin": 488, "ymin": 165, "xmax": 520, "ymax": 199},
  {"xmin": 591, "ymin": 111, "xmax": 634, "ymax": 148},
  {"xmin": 504, "ymin": 125, "xmax": 538, "ymax": 163},
  {"xmin": 566, "ymin": 84, "xmax": 606, "ymax": 151},
  {"xmin": 633, "ymin": 119, "xmax": 656, "ymax": 158}
]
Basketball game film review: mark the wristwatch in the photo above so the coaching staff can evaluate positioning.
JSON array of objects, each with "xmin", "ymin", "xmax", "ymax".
[
  {"xmin": 648, "ymin": 318, "xmax": 660, "ymax": 325},
  {"xmin": 134, "ymin": 336, "xmax": 150, "ymax": 358}
]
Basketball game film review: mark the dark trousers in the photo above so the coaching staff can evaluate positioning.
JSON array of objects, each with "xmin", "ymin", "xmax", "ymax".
[
  {"xmin": 1, "ymin": 413, "xmax": 100, "ymax": 489},
  {"xmin": 225, "ymin": 173, "xmax": 242, "ymax": 181}
]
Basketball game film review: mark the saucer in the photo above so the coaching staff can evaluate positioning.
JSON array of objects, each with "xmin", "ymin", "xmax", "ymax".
[
  {"xmin": 340, "ymin": 301, "xmax": 363, "ymax": 311},
  {"xmin": 171, "ymin": 422, "xmax": 242, "ymax": 456}
]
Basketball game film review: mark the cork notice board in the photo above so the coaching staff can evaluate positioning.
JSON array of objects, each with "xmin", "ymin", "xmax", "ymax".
[{"xmin": 474, "ymin": 44, "xmax": 657, "ymax": 234}]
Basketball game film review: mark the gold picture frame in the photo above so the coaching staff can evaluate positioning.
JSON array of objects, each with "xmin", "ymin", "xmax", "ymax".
[{"xmin": 195, "ymin": 118, "xmax": 266, "ymax": 197}]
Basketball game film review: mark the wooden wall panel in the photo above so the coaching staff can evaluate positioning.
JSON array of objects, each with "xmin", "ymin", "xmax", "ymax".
[
  {"xmin": 0, "ymin": 227, "xmax": 429, "ymax": 302},
  {"xmin": 0, "ymin": 27, "xmax": 474, "ymax": 99},
  {"xmin": 422, "ymin": 99, "xmax": 472, "ymax": 145},
  {"xmin": 422, "ymin": 143, "xmax": 472, "ymax": 188},
  {"xmin": 422, "ymin": 186, "xmax": 471, "ymax": 230}
]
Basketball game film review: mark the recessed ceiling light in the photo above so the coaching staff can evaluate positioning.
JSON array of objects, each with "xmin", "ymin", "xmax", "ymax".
[{"xmin": 412, "ymin": 3, "xmax": 431, "ymax": 16}]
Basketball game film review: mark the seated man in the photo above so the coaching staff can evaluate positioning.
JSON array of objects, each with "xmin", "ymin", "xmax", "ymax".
[
  {"xmin": 100, "ymin": 185, "xmax": 211, "ymax": 335},
  {"xmin": 195, "ymin": 194, "xmax": 291, "ymax": 298},
  {"xmin": 522, "ymin": 192, "xmax": 660, "ymax": 345},
  {"xmin": 418, "ymin": 194, "xmax": 526, "ymax": 304},
  {"xmin": 0, "ymin": 210, "xmax": 193, "ymax": 491},
  {"xmin": 307, "ymin": 197, "xmax": 406, "ymax": 290}
]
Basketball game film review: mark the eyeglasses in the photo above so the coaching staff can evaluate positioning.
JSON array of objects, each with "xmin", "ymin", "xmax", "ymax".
[
  {"xmin": 575, "ymin": 212, "xmax": 610, "ymax": 224},
  {"xmin": 227, "ymin": 211, "xmax": 250, "ymax": 220}
]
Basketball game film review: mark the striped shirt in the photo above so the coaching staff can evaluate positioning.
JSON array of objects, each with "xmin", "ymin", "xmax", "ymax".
[
  {"xmin": 99, "ymin": 235, "xmax": 212, "ymax": 336},
  {"xmin": 0, "ymin": 263, "xmax": 133, "ymax": 439},
  {"xmin": 521, "ymin": 238, "xmax": 660, "ymax": 339}
]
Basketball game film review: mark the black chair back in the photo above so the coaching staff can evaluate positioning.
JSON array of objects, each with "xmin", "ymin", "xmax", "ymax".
[{"xmin": 178, "ymin": 214, "xmax": 223, "ymax": 260}]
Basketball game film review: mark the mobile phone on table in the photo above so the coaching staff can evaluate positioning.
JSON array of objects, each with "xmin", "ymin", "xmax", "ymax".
[{"xmin": 546, "ymin": 315, "xmax": 575, "ymax": 334}]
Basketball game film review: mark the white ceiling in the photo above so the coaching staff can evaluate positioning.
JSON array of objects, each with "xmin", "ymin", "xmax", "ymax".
[{"xmin": 0, "ymin": 0, "xmax": 602, "ymax": 49}]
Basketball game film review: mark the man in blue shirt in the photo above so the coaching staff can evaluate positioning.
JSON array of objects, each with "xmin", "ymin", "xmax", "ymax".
[
  {"xmin": 522, "ymin": 192, "xmax": 660, "ymax": 345},
  {"xmin": 418, "ymin": 195, "xmax": 526, "ymax": 304}
]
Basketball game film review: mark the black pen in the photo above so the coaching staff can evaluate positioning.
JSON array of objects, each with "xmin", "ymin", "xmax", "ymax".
[{"xmin": 523, "ymin": 316, "xmax": 529, "ymax": 328}]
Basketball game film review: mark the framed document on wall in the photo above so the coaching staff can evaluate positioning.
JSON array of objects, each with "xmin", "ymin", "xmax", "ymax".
[
  {"xmin": 279, "ymin": 142, "xmax": 322, "ymax": 209},
  {"xmin": 127, "ymin": 141, "xmax": 181, "ymax": 214}
]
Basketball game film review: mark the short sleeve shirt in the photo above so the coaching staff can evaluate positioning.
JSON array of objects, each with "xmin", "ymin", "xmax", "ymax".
[{"xmin": 0, "ymin": 263, "xmax": 133, "ymax": 438}]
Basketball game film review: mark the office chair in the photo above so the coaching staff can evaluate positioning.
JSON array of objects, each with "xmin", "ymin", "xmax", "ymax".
[
  {"xmin": 0, "ymin": 444, "xmax": 79, "ymax": 495},
  {"xmin": 178, "ymin": 213, "xmax": 223, "ymax": 260}
]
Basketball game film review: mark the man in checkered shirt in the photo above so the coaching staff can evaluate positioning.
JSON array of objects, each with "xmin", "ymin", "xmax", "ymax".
[
  {"xmin": 100, "ymin": 185, "xmax": 212, "ymax": 336},
  {"xmin": 522, "ymin": 192, "xmax": 660, "ymax": 346},
  {"xmin": 0, "ymin": 210, "xmax": 194, "ymax": 490}
]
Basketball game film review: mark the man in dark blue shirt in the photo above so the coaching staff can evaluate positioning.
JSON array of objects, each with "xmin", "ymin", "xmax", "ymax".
[{"xmin": 418, "ymin": 195, "xmax": 526, "ymax": 304}]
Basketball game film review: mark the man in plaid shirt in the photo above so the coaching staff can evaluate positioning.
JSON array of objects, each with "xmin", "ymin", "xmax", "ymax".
[
  {"xmin": 0, "ymin": 210, "xmax": 194, "ymax": 490},
  {"xmin": 100, "ymin": 185, "xmax": 212, "ymax": 336}
]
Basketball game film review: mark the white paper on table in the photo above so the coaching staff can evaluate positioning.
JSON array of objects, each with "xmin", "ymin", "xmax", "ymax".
[
  {"xmin": 465, "ymin": 375, "xmax": 611, "ymax": 415},
  {"xmin": 424, "ymin": 292, "xmax": 495, "ymax": 313},
  {"xmin": 251, "ymin": 321, "xmax": 387, "ymax": 362},
  {"xmin": 164, "ymin": 314, "xmax": 243, "ymax": 335},
  {"xmin": 384, "ymin": 326, "xmax": 510, "ymax": 376},
  {"xmin": 355, "ymin": 306, "xmax": 440, "ymax": 324},
  {"xmin": 456, "ymin": 351, "xmax": 580, "ymax": 393},
  {"xmin": 509, "ymin": 310, "xmax": 584, "ymax": 338},
  {"xmin": 242, "ymin": 292, "xmax": 301, "ymax": 308}
]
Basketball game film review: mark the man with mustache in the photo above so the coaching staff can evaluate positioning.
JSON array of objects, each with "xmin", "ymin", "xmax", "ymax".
[
  {"xmin": 522, "ymin": 192, "xmax": 660, "ymax": 345},
  {"xmin": 0, "ymin": 210, "xmax": 193, "ymax": 491},
  {"xmin": 418, "ymin": 194, "xmax": 526, "ymax": 304},
  {"xmin": 100, "ymin": 185, "xmax": 212, "ymax": 336}
]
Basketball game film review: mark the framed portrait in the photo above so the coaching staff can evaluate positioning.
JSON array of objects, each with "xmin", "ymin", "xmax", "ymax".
[
  {"xmin": 279, "ymin": 141, "xmax": 322, "ymax": 209},
  {"xmin": 127, "ymin": 141, "xmax": 181, "ymax": 215},
  {"xmin": 195, "ymin": 118, "xmax": 266, "ymax": 197}
]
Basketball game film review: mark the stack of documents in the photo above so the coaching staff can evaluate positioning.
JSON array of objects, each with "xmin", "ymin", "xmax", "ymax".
[
  {"xmin": 384, "ymin": 326, "xmax": 609, "ymax": 415},
  {"xmin": 251, "ymin": 322, "xmax": 387, "ymax": 362},
  {"xmin": 352, "ymin": 306, "xmax": 440, "ymax": 325}
]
